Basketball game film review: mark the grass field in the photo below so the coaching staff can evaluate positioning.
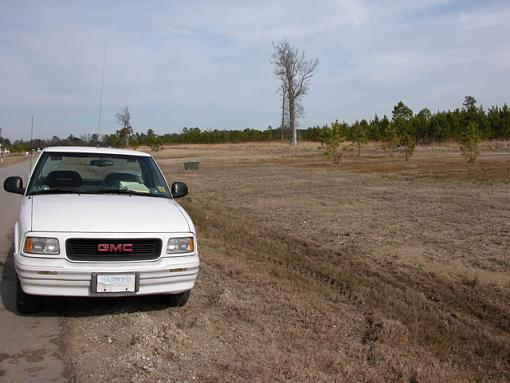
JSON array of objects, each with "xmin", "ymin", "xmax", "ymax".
[{"xmin": 64, "ymin": 142, "xmax": 510, "ymax": 382}]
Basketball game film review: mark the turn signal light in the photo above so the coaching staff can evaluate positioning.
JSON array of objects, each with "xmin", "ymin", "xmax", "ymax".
[{"xmin": 23, "ymin": 238, "xmax": 33, "ymax": 253}]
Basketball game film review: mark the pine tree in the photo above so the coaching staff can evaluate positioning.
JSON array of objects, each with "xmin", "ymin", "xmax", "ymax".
[
  {"xmin": 400, "ymin": 132, "xmax": 416, "ymax": 160},
  {"xmin": 392, "ymin": 101, "xmax": 416, "ymax": 160},
  {"xmin": 351, "ymin": 120, "xmax": 369, "ymax": 156},
  {"xmin": 459, "ymin": 122, "xmax": 480, "ymax": 163},
  {"xmin": 319, "ymin": 122, "xmax": 345, "ymax": 164},
  {"xmin": 383, "ymin": 123, "xmax": 398, "ymax": 156}
]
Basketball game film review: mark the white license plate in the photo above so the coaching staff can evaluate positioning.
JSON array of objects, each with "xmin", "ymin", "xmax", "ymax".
[{"xmin": 96, "ymin": 274, "xmax": 136, "ymax": 293}]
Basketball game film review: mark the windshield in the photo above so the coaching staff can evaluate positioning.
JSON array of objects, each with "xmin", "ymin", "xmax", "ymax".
[{"xmin": 26, "ymin": 152, "xmax": 171, "ymax": 199}]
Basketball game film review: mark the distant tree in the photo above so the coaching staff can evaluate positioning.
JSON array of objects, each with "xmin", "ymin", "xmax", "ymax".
[
  {"xmin": 146, "ymin": 135, "xmax": 161, "ymax": 151},
  {"xmin": 351, "ymin": 120, "xmax": 369, "ymax": 156},
  {"xmin": 50, "ymin": 135, "xmax": 61, "ymax": 146},
  {"xmin": 129, "ymin": 136, "xmax": 140, "ymax": 150},
  {"xmin": 11, "ymin": 140, "xmax": 28, "ymax": 153},
  {"xmin": 117, "ymin": 128, "xmax": 132, "ymax": 147},
  {"xmin": 462, "ymin": 96, "xmax": 482, "ymax": 134},
  {"xmin": 487, "ymin": 106, "xmax": 503, "ymax": 138},
  {"xmin": 319, "ymin": 121, "xmax": 345, "ymax": 164},
  {"xmin": 392, "ymin": 101, "xmax": 415, "ymax": 160},
  {"xmin": 90, "ymin": 134, "xmax": 99, "ymax": 146},
  {"xmin": 272, "ymin": 40, "xmax": 318, "ymax": 145},
  {"xmin": 102, "ymin": 133, "xmax": 120, "ymax": 147},
  {"xmin": 65, "ymin": 134, "xmax": 82, "ymax": 146},
  {"xmin": 459, "ymin": 122, "xmax": 480, "ymax": 163},
  {"xmin": 429, "ymin": 112, "xmax": 450, "ymax": 142},
  {"xmin": 501, "ymin": 104, "xmax": 510, "ymax": 139},
  {"xmin": 383, "ymin": 123, "xmax": 398, "ymax": 155},
  {"xmin": 367, "ymin": 114, "xmax": 382, "ymax": 141},
  {"xmin": 414, "ymin": 108, "xmax": 431, "ymax": 143},
  {"xmin": 115, "ymin": 106, "xmax": 133, "ymax": 147},
  {"xmin": 463, "ymin": 96, "xmax": 477, "ymax": 113},
  {"xmin": 400, "ymin": 131, "xmax": 416, "ymax": 160},
  {"xmin": 392, "ymin": 101, "xmax": 413, "ymax": 136},
  {"xmin": 116, "ymin": 106, "xmax": 131, "ymax": 129}
]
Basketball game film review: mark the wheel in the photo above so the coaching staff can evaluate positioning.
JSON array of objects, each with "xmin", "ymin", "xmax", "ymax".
[
  {"xmin": 161, "ymin": 290, "xmax": 191, "ymax": 307},
  {"xmin": 16, "ymin": 275, "xmax": 43, "ymax": 315}
]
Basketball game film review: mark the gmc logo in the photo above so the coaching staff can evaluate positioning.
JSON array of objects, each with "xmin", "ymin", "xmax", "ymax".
[{"xmin": 97, "ymin": 243, "xmax": 133, "ymax": 253}]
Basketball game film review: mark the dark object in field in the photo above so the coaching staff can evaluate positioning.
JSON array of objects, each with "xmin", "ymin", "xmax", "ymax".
[{"xmin": 184, "ymin": 161, "xmax": 200, "ymax": 172}]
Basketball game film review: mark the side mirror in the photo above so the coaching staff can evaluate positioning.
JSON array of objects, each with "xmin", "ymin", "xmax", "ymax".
[
  {"xmin": 171, "ymin": 181, "xmax": 188, "ymax": 198},
  {"xmin": 4, "ymin": 176, "xmax": 25, "ymax": 195}
]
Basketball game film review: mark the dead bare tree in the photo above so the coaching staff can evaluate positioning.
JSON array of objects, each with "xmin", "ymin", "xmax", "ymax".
[
  {"xmin": 272, "ymin": 40, "xmax": 318, "ymax": 145},
  {"xmin": 116, "ymin": 106, "xmax": 130, "ymax": 129},
  {"xmin": 279, "ymin": 83, "xmax": 288, "ymax": 142},
  {"xmin": 278, "ymin": 84, "xmax": 305, "ymax": 143},
  {"xmin": 115, "ymin": 106, "xmax": 133, "ymax": 147}
]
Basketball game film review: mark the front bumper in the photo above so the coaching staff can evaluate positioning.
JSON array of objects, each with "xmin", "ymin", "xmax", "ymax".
[{"xmin": 15, "ymin": 252, "xmax": 199, "ymax": 297}]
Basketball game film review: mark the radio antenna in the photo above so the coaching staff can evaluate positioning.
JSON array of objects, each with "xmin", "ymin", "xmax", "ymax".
[
  {"xmin": 29, "ymin": 115, "xmax": 34, "ymax": 171},
  {"xmin": 97, "ymin": 48, "xmax": 107, "ymax": 144},
  {"xmin": 0, "ymin": 127, "xmax": 3, "ymax": 164}
]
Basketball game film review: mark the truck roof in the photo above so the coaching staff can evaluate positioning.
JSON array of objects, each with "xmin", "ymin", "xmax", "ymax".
[{"xmin": 42, "ymin": 146, "xmax": 152, "ymax": 157}]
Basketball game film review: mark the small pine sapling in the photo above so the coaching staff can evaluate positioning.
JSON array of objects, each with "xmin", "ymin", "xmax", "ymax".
[
  {"xmin": 400, "ymin": 131, "xmax": 416, "ymax": 160},
  {"xmin": 319, "ymin": 122, "xmax": 345, "ymax": 164},
  {"xmin": 459, "ymin": 122, "xmax": 480, "ymax": 163}
]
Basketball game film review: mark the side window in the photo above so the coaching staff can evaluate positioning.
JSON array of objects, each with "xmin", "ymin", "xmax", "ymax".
[
  {"xmin": 30, "ymin": 155, "xmax": 51, "ymax": 188},
  {"xmin": 139, "ymin": 159, "xmax": 155, "ymax": 188},
  {"xmin": 139, "ymin": 158, "xmax": 169, "ymax": 195}
]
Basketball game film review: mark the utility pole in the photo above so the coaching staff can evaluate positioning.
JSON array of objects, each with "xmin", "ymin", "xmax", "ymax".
[{"xmin": 0, "ymin": 128, "xmax": 3, "ymax": 163}]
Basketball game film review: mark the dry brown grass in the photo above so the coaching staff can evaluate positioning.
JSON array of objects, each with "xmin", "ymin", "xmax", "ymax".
[{"xmin": 64, "ymin": 142, "xmax": 510, "ymax": 382}]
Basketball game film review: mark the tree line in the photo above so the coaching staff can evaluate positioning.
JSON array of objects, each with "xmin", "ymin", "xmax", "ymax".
[
  {"xmin": 1, "ymin": 96, "xmax": 508, "ymax": 153},
  {"xmin": 304, "ymin": 97, "xmax": 510, "ymax": 144},
  {"xmin": 0, "ymin": 126, "xmax": 277, "ymax": 153},
  {"xmin": 104, "ymin": 127, "xmax": 277, "ymax": 150}
]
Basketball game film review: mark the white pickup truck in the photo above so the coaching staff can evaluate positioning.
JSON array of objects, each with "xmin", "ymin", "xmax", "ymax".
[{"xmin": 3, "ymin": 146, "xmax": 199, "ymax": 314}]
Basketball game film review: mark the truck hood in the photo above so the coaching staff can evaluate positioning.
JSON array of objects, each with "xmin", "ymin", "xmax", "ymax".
[{"xmin": 31, "ymin": 194, "xmax": 191, "ymax": 233}]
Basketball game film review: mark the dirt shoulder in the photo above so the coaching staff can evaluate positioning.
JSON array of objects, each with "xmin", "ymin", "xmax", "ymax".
[
  {"xmin": 0, "ymin": 155, "xmax": 28, "ymax": 169},
  {"xmin": 63, "ymin": 142, "xmax": 510, "ymax": 382}
]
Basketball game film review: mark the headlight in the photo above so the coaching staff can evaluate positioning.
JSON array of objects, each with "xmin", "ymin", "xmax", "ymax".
[
  {"xmin": 24, "ymin": 237, "xmax": 60, "ymax": 255},
  {"xmin": 166, "ymin": 237, "xmax": 194, "ymax": 254}
]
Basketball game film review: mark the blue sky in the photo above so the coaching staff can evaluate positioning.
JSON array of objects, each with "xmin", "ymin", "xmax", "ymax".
[{"xmin": 1, "ymin": 0, "xmax": 509, "ymax": 140}]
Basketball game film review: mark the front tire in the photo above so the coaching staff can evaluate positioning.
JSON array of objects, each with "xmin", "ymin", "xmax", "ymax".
[
  {"xmin": 16, "ymin": 276, "xmax": 43, "ymax": 315},
  {"xmin": 161, "ymin": 290, "xmax": 190, "ymax": 307}
]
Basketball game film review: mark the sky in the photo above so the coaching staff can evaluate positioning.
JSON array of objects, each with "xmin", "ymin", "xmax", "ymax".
[{"xmin": 1, "ymin": 0, "xmax": 509, "ymax": 140}]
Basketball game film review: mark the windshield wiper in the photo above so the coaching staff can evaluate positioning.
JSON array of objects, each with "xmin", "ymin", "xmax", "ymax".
[
  {"xmin": 30, "ymin": 189, "xmax": 168, "ymax": 198},
  {"xmin": 29, "ymin": 189, "xmax": 85, "ymax": 196},
  {"xmin": 93, "ymin": 189, "xmax": 163, "ymax": 198}
]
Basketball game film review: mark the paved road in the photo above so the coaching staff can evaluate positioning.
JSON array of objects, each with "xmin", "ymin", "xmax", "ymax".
[{"xmin": 0, "ymin": 161, "xmax": 67, "ymax": 382}]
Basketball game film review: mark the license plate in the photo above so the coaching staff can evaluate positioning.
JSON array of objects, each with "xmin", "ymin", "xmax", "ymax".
[{"xmin": 96, "ymin": 274, "xmax": 136, "ymax": 293}]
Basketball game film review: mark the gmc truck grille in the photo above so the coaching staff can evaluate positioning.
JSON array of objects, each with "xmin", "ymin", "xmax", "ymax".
[{"xmin": 66, "ymin": 238, "xmax": 162, "ymax": 261}]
